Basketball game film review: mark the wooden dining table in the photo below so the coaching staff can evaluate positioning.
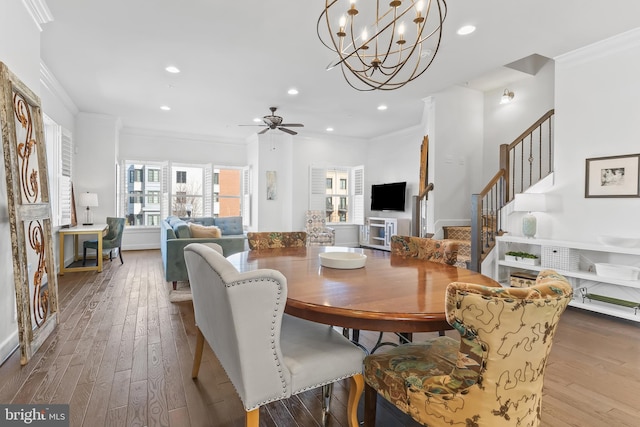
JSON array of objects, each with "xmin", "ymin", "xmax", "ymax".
[{"xmin": 226, "ymin": 246, "xmax": 500, "ymax": 334}]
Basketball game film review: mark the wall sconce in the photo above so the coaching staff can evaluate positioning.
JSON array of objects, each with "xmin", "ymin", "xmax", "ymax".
[
  {"xmin": 513, "ymin": 193, "xmax": 547, "ymax": 238},
  {"xmin": 500, "ymin": 89, "xmax": 514, "ymax": 104},
  {"xmin": 78, "ymin": 192, "xmax": 98, "ymax": 225}
]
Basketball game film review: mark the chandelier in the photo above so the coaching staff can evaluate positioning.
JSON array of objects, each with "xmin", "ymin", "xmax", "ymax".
[{"xmin": 317, "ymin": 0, "xmax": 448, "ymax": 91}]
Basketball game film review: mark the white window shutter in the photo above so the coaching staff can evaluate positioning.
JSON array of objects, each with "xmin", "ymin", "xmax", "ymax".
[
  {"xmin": 309, "ymin": 166, "xmax": 327, "ymax": 211},
  {"xmin": 59, "ymin": 127, "xmax": 73, "ymax": 226},
  {"xmin": 242, "ymin": 166, "xmax": 251, "ymax": 226},
  {"xmin": 161, "ymin": 161, "xmax": 169, "ymax": 218},
  {"xmin": 352, "ymin": 165, "xmax": 364, "ymax": 225},
  {"xmin": 204, "ymin": 164, "xmax": 212, "ymax": 216}
]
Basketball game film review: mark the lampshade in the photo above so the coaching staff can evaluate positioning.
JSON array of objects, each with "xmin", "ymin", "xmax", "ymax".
[
  {"xmin": 78, "ymin": 192, "xmax": 99, "ymax": 207},
  {"xmin": 513, "ymin": 193, "xmax": 546, "ymax": 213},
  {"xmin": 500, "ymin": 89, "xmax": 514, "ymax": 104}
]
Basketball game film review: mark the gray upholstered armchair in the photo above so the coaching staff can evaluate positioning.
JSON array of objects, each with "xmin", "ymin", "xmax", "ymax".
[
  {"xmin": 305, "ymin": 210, "xmax": 335, "ymax": 246},
  {"xmin": 184, "ymin": 243, "xmax": 365, "ymax": 427},
  {"xmin": 83, "ymin": 216, "xmax": 125, "ymax": 266}
]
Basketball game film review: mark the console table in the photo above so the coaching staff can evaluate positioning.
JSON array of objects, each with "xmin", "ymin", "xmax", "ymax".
[{"xmin": 58, "ymin": 223, "xmax": 108, "ymax": 274}]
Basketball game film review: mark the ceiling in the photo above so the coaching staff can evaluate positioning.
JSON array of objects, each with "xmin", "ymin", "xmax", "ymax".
[{"xmin": 40, "ymin": 0, "xmax": 640, "ymax": 142}]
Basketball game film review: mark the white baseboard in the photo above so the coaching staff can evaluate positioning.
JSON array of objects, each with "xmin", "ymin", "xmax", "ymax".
[{"xmin": 0, "ymin": 330, "xmax": 19, "ymax": 366}]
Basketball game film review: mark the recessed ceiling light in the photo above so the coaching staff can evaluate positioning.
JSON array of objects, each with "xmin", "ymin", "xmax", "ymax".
[
  {"xmin": 457, "ymin": 25, "xmax": 476, "ymax": 35},
  {"xmin": 165, "ymin": 66, "xmax": 180, "ymax": 73},
  {"xmin": 288, "ymin": 88, "xmax": 299, "ymax": 95},
  {"xmin": 377, "ymin": 105, "xmax": 388, "ymax": 111},
  {"xmin": 326, "ymin": 127, "xmax": 334, "ymax": 132},
  {"xmin": 160, "ymin": 105, "xmax": 171, "ymax": 111},
  {"xmin": 253, "ymin": 118, "xmax": 262, "ymax": 123}
]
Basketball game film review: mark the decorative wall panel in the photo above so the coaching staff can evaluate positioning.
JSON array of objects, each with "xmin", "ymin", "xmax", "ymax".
[{"xmin": 0, "ymin": 62, "xmax": 58, "ymax": 365}]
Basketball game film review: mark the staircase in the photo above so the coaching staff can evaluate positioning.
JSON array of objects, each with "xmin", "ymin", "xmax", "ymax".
[
  {"xmin": 442, "ymin": 226, "xmax": 472, "ymax": 268},
  {"xmin": 468, "ymin": 109, "xmax": 555, "ymax": 272}
]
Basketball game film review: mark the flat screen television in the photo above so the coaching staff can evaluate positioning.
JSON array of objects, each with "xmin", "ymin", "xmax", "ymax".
[{"xmin": 371, "ymin": 182, "xmax": 406, "ymax": 211}]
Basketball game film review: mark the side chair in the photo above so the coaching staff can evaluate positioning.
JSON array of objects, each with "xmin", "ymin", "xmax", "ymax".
[
  {"xmin": 184, "ymin": 243, "xmax": 365, "ymax": 427},
  {"xmin": 246, "ymin": 231, "xmax": 307, "ymax": 249},
  {"xmin": 305, "ymin": 210, "xmax": 335, "ymax": 246},
  {"xmin": 82, "ymin": 216, "xmax": 125, "ymax": 266},
  {"xmin": 363, "ymin": 269, "xmax": 573, "ymax": 427}
]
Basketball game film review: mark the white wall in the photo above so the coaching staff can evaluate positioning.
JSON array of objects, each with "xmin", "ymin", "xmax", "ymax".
[
  {"xmin": 0, "ymin": 1, "xmax": 46, "ymax": 363},
  {"xmin": 548, "ymin": 29, "xmax": 640, "ymax": 242},
  {"xmin": 482, "ymin": 61, "xmax": 555, "ymax": 182},
  {"xmin": 366, "ymin": 125, "xmax": 423, "ymax": 229},
  {"xmin": 429, "ymin": 86, "xmax": 484, "ymax": 233},
  {"xmin": 254, "ymin": 132, "xmax": 294, "ymax": 231},
  {"xmin": 290, "ymin": 133, "xmax": 368, "ymax": 246}
]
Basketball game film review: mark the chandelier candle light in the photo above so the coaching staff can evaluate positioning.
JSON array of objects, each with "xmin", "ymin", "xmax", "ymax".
[
  {"xmin": 78, "ymin": 192, "xmax": 98, "ymax": 226},
  {"xmin": 317, "ymin": 0, "xmax": 447, "ymax": 91}
]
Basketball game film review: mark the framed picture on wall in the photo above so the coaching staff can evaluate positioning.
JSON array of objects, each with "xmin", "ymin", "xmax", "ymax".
[{"xmin": 585, "ymin": 153, "xmax": 640, "ymax": 198}]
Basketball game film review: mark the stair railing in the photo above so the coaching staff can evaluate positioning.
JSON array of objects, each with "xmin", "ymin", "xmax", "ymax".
[
  {"xmin": 412, "ymin": 183, "xmax": 434, "ymax": 237},
  {"xmin": 469, "ymin": 109, "xmax": 555, "ymax": 272}
]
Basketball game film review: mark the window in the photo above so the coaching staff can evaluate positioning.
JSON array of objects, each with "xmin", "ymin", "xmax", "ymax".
[
  {"xmin": 147, "ymin": 191, "xmax": 159, "ymax": 204},
  {"xmin": 310, "ymin": 165, "xmax": 364, "ymax": 224},
  {"xmin": 120, "ymin": 162, "xmax": 163, "ymax": 226},
  {"xmin": 214, "ymin": 168, "xmax": 242, "ymax": 218},
  {"xmin": 129, "ymin": 169, "xmax": 143, "ymax": 183},
  {"xmin": 148, "ymin": 169, "xmax": 159, "ymax": 182},
  {"xmin": 118, "ymin": 161, "xmax": 250, "ymax": 226}
]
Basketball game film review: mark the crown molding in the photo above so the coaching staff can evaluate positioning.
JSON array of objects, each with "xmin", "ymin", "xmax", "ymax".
[
  {"xmin": 40, "ymin": 61, "xmax": 79, "ymax": 115},
  {"xmin": 21, "ymin": 0, "xmax": 53, "ymax": 32},
  {"xmin": 555, "ymin": 27, "xmax": 640, "ymax": 67}
]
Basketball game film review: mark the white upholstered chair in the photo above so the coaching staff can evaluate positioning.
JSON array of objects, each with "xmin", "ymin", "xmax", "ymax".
[
  {"xmin": 305, "ymin": 210, "xmax": 335, "ymax": 246},
  {"xmin": 184, "ymin": 243, "xmax": 365, "ymax": 427}
]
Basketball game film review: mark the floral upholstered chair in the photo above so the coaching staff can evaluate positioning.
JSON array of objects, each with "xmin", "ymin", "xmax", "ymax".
[
  {"xmin": 390, "ymin": 235, "xmax": 459, "ymax": 265},
  {"xmin": 246, "ymin": 231, "xmax": 307, "ymax": 249},
  {"xmin": 305, "ymin": 210, "xmax": 335, "ymax": 246},
  {"xmin": 363, "ymin": 270, "xmax": 573, "ymax": 427}
]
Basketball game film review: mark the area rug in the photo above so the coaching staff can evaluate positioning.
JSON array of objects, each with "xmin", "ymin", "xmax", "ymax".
[{"xmin": 168, "ymin": 281, "xmax": 192, "ymax": 303}]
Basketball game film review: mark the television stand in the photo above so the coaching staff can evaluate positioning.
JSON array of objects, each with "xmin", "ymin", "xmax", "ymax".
[{"xmin": 360, "ymin": 217, "xmax": 411, "ymax": 251}]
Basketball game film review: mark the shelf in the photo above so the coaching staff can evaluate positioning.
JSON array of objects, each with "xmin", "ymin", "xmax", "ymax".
[
  {"xmin": 569, "ymin": 300, "xmax": 640, "ymax": 323},
  {"xmin": 495, "ymin": 235, "xmax": 640, "ymax": 323},
  {"xmin": 496, "ymin": 235, "xmax": 640, "ymax": 256},
  {"xmin": 497, "ymin": 260, "xmax": 640, "ymax": 289}
]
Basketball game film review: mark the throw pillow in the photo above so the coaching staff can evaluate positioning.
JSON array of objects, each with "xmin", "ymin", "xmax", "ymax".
[{"xmin": 189, "ymin": 223, "xmax": 221, "ymax": 238}]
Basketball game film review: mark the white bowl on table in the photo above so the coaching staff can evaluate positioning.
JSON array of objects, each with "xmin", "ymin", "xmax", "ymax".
[{"xmin": 319, "ymin": 252, "xmax": 367, "ymax": 269}]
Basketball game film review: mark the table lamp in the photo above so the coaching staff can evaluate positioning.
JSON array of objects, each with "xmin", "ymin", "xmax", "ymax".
[
  {"xmin": 513, "ymin": 193, "xmax": 547, "ymax": 238},
  {"xmin": 78, "ymin": 192, "xmax": 98, "ymax": 225}
]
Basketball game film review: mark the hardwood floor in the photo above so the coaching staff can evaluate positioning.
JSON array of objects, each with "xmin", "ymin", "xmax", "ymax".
[{"xmin": 0, "ymin": 249, "xmax": 638, "ymax": 426}]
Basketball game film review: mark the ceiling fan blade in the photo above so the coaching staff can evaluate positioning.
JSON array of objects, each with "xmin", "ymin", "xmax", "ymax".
[
  {"xmin": 258, "ymin": 128, "xmax": 270, "ymax": 135},
  {"xmin": 278, "ymin": 127, "xmax": 297, "ymax": 135},
  {"xmin": 280, "ymin": 123, "xmax": 304, "ymax": 127},
  {"xmin": 238, "ymin": 124, "xmax": 267, "ymax": 127}
]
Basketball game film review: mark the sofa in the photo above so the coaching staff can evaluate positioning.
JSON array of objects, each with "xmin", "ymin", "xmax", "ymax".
[{"xmin": 161, "ymin": 216, "xmax": 246, "ymax": 289}]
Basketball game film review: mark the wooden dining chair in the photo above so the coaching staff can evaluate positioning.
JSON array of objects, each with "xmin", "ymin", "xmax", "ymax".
[
  {"xmin": 246, "ymin": 231, "xmax": 307, "ymax": 249},
  {"xmin": 363, "ymin": 269, "xmax": 573, "ymax": 427},
  {"xmin": 184, "ymin": 243, "xmax": 365, "ymax": 427},
  {"xmin": 390, "ymin": 235, "xmax": 459, "ymax": 265}
]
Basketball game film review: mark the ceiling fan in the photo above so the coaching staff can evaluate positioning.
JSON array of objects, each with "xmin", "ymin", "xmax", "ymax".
[{"xmin": 240, "ymin": 107, "xmax": 304, "ymax": 135}]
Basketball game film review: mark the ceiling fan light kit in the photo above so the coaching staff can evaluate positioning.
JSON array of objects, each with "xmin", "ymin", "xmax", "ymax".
[
  {"xmin": 317, "ymin": 0, "xmax": 448, "ymax": 91},
  {"xmin": 240, "ymin": 107, "xmax": 304, "ymax": 135}
]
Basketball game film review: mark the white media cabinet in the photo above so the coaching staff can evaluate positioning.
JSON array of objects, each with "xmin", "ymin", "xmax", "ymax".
[
  {"xmin": 360, "ymin": 217, "xmax": 411, "ymax": 251},
  {"xmin": 495, "ymin": 235, "xmax": 640, "ymax": 322}
]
